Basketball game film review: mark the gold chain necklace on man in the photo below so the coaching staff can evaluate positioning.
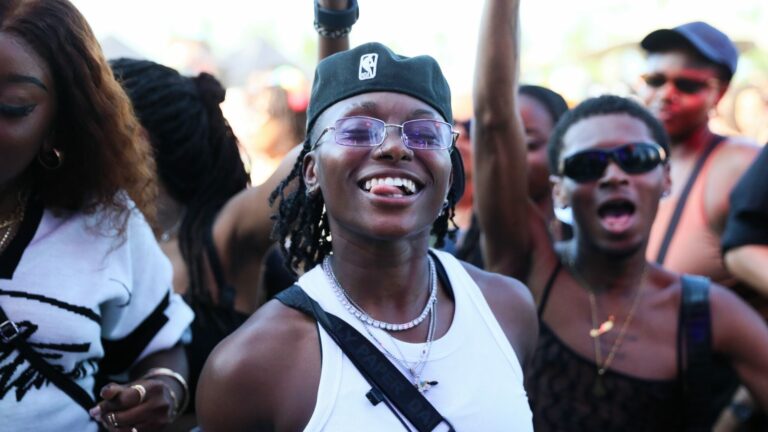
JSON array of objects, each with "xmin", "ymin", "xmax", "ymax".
[{"xmin": 565, "ymin": 254, "xmax": 646, "ymax": 397}]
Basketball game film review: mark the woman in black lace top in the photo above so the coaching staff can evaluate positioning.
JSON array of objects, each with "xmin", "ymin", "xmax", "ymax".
[{"xmin": 472, "ymin": 0, "xmax": 768, "ymax": 430}]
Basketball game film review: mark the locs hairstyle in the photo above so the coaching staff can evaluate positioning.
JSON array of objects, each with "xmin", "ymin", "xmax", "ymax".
[
  {"xmin": 111, "ymin": 58, "xmax": 249, "ymax": 306},
  {"xmin": 547, "ymin": 95, "xmax": 670, "ymax": 175},
  {"xmin": 0, "ymin": 0, "xmax": 156, "ymax": 230}
]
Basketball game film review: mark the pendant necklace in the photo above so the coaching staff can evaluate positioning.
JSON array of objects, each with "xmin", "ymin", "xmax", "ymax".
[
  {"xmin": 566, "ymin": 255, "xmax": 645, "ymax": 397},
  {"xmin": 324, "ymin": 255, "xmax": 440, "ymax": 393}
]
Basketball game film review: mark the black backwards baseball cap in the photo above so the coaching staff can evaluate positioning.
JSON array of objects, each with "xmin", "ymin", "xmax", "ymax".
[
  {"xmin": 306, "ymin": 41, "xmax": 453, "ymax": 134},
  {"xmin": 641, "ymin": 21, "xmax": 739, "ymax": 79},
  {"xmin": 305, "ymin": 41, "xmax": 464, "ymax": 203}
]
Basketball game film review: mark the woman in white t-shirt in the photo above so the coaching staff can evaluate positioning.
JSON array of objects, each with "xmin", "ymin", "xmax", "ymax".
[{"xmin": 0, "ymin": 1, "xmax": 193, "ymax": 431}]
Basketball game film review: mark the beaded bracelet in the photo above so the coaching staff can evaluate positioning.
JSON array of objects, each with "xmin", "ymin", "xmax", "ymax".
[
  {"xmin": 313, "ymin": 20, "xmax": 352, "ymax": 39},
  {"xmin": 314, "ymin": 0, "xmax": 358, "ymax": 38},
  {"xmin": 142, "ymin": 367, "xmax": 189, "ymax": 417}
]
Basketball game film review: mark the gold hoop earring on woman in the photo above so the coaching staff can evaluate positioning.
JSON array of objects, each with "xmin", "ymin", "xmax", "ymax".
[{"xmin": 38, "ymin": 147, "xmax": 63, "ymax": 170}]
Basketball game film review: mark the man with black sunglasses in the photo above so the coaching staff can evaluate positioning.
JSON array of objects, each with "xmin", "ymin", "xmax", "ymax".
[
  {"xmin": 473, "ymin": 3, "xmax": 768, "ymax": 429},
  {"xmin": 638, "ymin": 22, "xmax": 760, "ymax": 296}
]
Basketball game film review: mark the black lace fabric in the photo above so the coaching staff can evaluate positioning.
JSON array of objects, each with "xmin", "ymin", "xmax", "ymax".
[{"xmin": 527, "ymin": 324, "xmax": 684, "ymax": 432}]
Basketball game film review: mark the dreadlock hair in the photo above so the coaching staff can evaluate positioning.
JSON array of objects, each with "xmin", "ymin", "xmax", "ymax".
[
  {"xmin": 547, "ymin": 95, "xmax": 670, "ymax": 175},
  {"xmin": 110, "ymin": 58, "xmax": 249, "ymax": 306},
  {"xmin": 270, "ymin": 119, "xmax": 463, "ymax": 275}
]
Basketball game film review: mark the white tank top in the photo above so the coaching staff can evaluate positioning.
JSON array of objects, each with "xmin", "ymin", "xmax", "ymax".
[{"xmin": 298, "ymin": 249, "xmax": 533, "ymax": 431}]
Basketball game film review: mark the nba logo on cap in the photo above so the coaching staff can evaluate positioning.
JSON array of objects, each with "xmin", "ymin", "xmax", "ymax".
[{"xmin": 359, "ymin": 53, "xmax": 378, "ymax": 80}]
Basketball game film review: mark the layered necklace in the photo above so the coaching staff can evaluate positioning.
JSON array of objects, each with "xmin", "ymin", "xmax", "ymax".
[
  {"xmin": 566, "ymin": 256, "xmax": 645, "ymax": 397},
  {"xmin": 323, "ymin": 255, "xmax": 439, "ymax": 393}
]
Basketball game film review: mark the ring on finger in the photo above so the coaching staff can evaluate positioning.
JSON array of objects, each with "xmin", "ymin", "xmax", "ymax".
[
  {"xmin": 130, "ymin": 383, "xmax": 147, "ymax": 404},
  {"xmin": 106, "ymin": 412, "xmax": 119, "ymax": 428}
]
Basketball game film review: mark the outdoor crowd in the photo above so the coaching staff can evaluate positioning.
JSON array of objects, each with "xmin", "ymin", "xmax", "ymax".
[{"xmin": 1, "ymin": 0, "xmax": 768, "ymax": 431}]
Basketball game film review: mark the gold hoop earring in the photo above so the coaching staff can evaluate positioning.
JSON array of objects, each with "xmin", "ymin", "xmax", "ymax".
[{"xmin": 38, "ymin": 147, "xmax": 63, "ymax": 170}]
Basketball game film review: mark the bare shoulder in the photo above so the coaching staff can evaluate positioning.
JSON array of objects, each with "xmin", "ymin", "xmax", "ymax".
[
  {"xmin": 461, "ymin": 261, "xmax": 539, "ymax": 366},
  {"xmin": 708, "ymin": 282, "xmax": 767, "ymax": 349},
  {"xmin": 704, "ymin": 136, "xmax": 760, "ymax": 231},
  {"xmin": 197, "ymin": 299, "xmax": 320, "ymax": 432},
  {"xmin": 713, "ymin": 136, "xmax": 760, "ymax": 171}
]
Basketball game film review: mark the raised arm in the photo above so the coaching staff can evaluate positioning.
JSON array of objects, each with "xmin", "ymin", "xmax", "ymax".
[
  {"xmin": 472, "ymin": 0, "xmax": 531, "ymax": 277},
  {"xmin": 316, "ymin": 0, "xmax": 356, "ymax": 60}
]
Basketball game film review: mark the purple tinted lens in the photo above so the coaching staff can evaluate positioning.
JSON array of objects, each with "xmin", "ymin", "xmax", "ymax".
[
  {"xmin": 403, "ymin": 120, "xmax": 451, "ymax": 149},
  {"xmin": 335, "ymin": 117, "xmax": 385, "ymax": 146}
]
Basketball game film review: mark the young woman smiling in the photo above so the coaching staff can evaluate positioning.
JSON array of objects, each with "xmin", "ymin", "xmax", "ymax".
[{"xmin": 197, "ymin": 39, "xmax": 538, "ymax": 431}]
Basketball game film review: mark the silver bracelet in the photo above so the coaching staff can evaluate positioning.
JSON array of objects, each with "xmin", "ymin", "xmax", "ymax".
[{"xmin": 314, "ymin": 20, "xmax": 352, "ymax": 39}]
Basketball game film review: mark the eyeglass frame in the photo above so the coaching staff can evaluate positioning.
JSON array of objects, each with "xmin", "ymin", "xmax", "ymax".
[{"xmin": 311, "ymin": 115, "xmax": 459, "ymax": 151}]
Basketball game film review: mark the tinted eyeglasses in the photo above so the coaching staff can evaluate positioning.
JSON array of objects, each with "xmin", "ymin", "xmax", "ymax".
[
  {"xmin": 312, "ymin": 116, "xmax": 458, "ymax": 151},
  {"xmin": 560, "ymin": 142, "xmax": 667, "ymax": 183},
  {"xmin": 641, "ymin": 73, "xmax": 715, "ymax": 95}
]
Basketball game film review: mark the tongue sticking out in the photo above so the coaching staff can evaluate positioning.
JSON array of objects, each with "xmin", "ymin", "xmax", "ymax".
[{"xmin": 369, "ymin": 183, "xmax": 406, "ymax": 197}]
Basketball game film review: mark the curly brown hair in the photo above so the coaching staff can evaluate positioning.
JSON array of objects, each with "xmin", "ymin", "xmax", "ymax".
[{"xmin": 0, "ymin": 0, "xmax": 157, "ymax": 230}]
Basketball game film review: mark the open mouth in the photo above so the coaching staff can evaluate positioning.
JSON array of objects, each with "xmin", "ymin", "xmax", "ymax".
[
  {"xmin": 360, "ymin": 177, "xmax": 420, "ymax": 198},
  {"xmin": 597, "ymin": 199, "xmax": 636, "ymax": 232}
]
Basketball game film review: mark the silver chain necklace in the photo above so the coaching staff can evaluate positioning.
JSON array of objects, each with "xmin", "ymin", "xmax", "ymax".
[
  {"xmin": 322, "ymin": 255, "xmax": 437, "ymax": 332},
  {"xmin": 322, "ymin": 254, "xmax": 440, "ymax": 393},
  {"xmin": 362, "ymin": 298, "xmax": 438, "ymax": 393}
]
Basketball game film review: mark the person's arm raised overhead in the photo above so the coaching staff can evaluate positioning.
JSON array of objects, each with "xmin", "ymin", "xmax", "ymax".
[
  {"xmin": 316, "ymin": 0, "xmax": 357, "ymax": 60},
  {"xmin": 473, "ymin": 0, "xmax": 531, "ymax": 278}
]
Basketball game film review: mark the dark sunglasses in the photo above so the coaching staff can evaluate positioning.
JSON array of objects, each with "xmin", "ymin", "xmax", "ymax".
[
  {"xmin": 641, "ymin": 73, "xmax": 714, "ymax": 95},
  {"xmin": 560, "ymin": 142, "xmax": 667, "ymax": 183}
]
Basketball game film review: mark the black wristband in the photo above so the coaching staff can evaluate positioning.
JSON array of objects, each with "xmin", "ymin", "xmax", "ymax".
[{"xmin": 314, "ymin": 0, "xmax": 359, "ymax": 30}]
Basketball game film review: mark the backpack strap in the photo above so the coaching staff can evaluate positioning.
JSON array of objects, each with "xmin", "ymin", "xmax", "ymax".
[
  {"xmin": 677, "ymin": 274, "xmax": 712, "ymax": 432},
  {"xmin": 276, "ymin": 284, "xmax": 454, "ymax": 432},
  {"xmin": 0, "ymin": 304, "xmax": 96, "ymax": 414},
  {"xmin": 656, "ymin": 135, "xmax": 725, "ymax": 264}
]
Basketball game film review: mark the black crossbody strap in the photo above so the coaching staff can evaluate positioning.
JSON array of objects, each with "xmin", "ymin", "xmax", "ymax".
[
  {"xmin": 656, "ymin": 136, "xmax": 725, "ymax": 264},
  {"xmin": 276, "ymin": 285, "xmax": 454, "ymax": 432},
  {"xmin": 0, "ymin": 304, "xmax": 96, "ymax": 413},
  {"xmin": 676, "ymin": 274, "xmax": 712, "ymax": 432}
]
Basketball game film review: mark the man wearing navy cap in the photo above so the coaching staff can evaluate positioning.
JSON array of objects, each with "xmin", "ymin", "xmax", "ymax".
[
  {"xmin": 641, "ymin": 22, "xmax": 759, "ymax": 291},
  {"xmin": 639, "ymin": 21, "xmax": 763, "ymax": 429}
]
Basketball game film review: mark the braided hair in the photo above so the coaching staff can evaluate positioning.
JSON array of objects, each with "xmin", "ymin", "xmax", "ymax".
[
  {"xmin": 110, "ymin": 58, "xmax": 249, "ymax": 306},
  {"xmin": 270, "ymin": 123, "xmax": 462, "ymax": 274}
]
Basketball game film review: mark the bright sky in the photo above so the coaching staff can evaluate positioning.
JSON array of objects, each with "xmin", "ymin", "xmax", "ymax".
[{"xmin": 73, "ymin": 0, "xmax": 768, "ymax": 100}]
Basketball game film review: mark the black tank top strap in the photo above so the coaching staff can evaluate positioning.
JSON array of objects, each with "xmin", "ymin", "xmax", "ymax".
[
  {"xmin": 537, "ymin": 260, "xmax": 563, "ymax": 318},
  {"xmin": 655, "ymin": 134, "xmax": 725, "ymax": 265},
  {"xmin": 429, "ymin": 250, "xmax": 455, "ymax": 301},
  {"xmin": 204, "ymin": 221, "xmax": 236, "ymax": 309}
]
